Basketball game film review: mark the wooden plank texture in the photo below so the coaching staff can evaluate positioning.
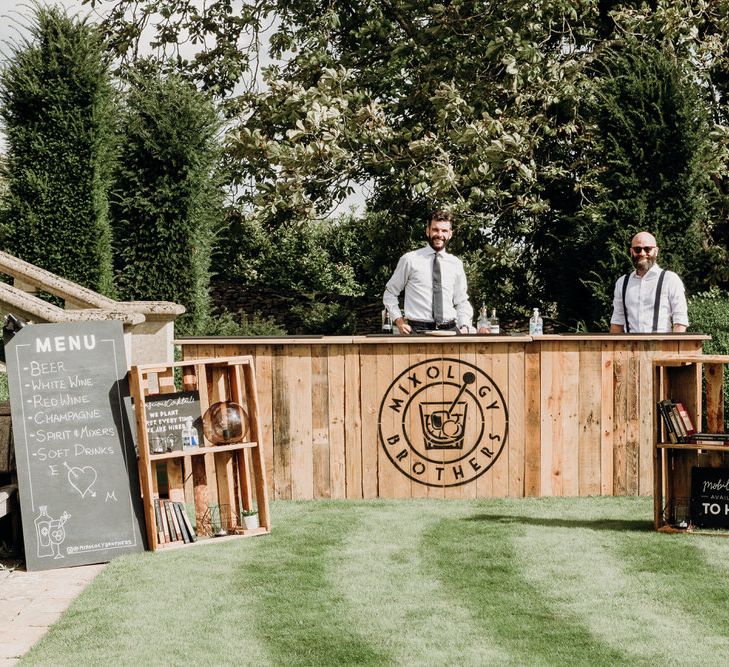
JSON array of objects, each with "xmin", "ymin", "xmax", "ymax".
[
  {"xmin": 578, "ymin": 342, "xmax": 601, "ymax": 496},
  {"xmin": 174, "ymin": 337, "xmax": 708, "ymax": 502}
]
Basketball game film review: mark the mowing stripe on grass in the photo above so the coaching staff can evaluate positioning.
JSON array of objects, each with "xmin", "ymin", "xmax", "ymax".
[
  {"xmin": 423, "ymin": 501, "xmax": 631, "ymax": 666},
  {"xmin": 334, "ymin": 499, "xmax": 513, "ymax": 665},
  {"xmin": 238, "ymin": 501, "xmax": 394, "ymax": 666},
  {"xmin": 611, "ymin": 531, "xmax": 729, "ymax": 658},
  {"xmin": 515, "ymin": 514, "xmax": 709, "ymax": 664}
]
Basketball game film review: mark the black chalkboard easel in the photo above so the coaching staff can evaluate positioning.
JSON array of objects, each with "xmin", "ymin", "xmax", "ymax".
[{"xmin": 6, "ymin": 320, "xmax": 146, "ymax": 570}]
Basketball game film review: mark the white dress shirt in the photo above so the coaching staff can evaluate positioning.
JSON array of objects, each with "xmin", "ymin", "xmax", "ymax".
[
  {"xmin": 610, "ymin": 263, "xmax": 688, "ymax": 333},
  {"xmin": 383, "ymin": 246, "xmax": 473, "ymax": 328}
]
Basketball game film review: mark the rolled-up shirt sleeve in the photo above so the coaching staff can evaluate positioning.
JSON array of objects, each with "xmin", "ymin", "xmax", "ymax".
[
  {"xmin": 453, "ymin": 263, "xmax": 473, "ymax": 328},
  {"xmin": 610, "ymin": 277, "xmax": 626, "ymax": 327},
  {"xmin": 383, "ymin": 255, "xmax": 409, "ymax": 321},
  {"xmin": 668, "ymin": 274, "xmax": 689, "ymax": 327}
]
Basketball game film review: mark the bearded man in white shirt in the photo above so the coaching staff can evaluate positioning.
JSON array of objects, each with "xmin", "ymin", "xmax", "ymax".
[
  {"xmin": 609, "ymin": 231, "xmax": 688, "ymax": 334},
  {"xmin": 383, "ymin": 210, "xmax": 473, "ymax": 335}
]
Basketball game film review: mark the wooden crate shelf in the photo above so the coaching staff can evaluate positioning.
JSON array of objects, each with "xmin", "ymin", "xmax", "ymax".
[
  {"xmin": 130, "ymin": 355, "xmax": 271, "ymax": 550},
  {"xmin": 653, "ymin": 356, "xmax": 729, "ymax": 531}
]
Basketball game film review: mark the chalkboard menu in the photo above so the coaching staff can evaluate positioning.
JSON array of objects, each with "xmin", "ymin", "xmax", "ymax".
[
  {"xmin": 6, "ymin": 321, "xmax": 146, "ymax": 571},
  {"xmin": 691, "ymin": 466, "xmax": 729, "ymax": 528}
]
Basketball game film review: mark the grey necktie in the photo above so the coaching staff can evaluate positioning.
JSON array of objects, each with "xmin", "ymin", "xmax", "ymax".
[{"xmin": 432, "ymin": 252, "xmax": 443, "ymax": 324}]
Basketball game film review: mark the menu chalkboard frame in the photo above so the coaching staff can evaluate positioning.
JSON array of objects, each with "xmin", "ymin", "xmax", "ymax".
[{"xmin": 6, "ymin": 320, "xmax": 146, "ymax": 571}]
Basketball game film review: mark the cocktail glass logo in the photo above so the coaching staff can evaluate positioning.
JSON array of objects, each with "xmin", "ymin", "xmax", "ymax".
[{"xmin": 378, "ymin": 358, "xmax": 508, "ymax": 487}]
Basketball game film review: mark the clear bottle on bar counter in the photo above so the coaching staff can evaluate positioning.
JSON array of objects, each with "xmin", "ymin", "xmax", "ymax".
[
  {"xmin": 477, "ymin": 303, "xmax": 491, "ymax": 334},
  {"xmin": 529, "ymin": 308, "xmax": 543, "ymax": 335},
  {"xmin": 382, "ymin": 309, "xmax": 392, "ymax": 334},
  {"xmin": 490, "ymin": 308, "xmax": 500, "ymax": 334}
]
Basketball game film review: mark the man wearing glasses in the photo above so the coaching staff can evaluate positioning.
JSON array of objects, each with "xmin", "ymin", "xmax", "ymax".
[{"xmin": 609, "ymin": 231, "xmax": 688, "ymax": 333}]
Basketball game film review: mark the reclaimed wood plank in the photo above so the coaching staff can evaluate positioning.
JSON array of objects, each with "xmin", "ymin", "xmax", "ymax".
[
  {"xmin": 490, "ymin": 344, "xmax": 510, "ymax": 498},
  {"xmin": 540, "ymin": 342, "xmax": 556, "ymax": 496},
  {"xmin": 241, "ymin": 358, "xmax": 272, "ymax": 530},
  {"xmin": 507, "ymin": 343, "xmax": 525, "ymax": 498},
  {"xmin": 328, "ymin": 345, "xmax": 346, "ymax": 499},
  {"xmin": 638, "ymin": 344, "xmax": 654, "ymax": 496},
  {"xmin": 210, "ymin": 363, "xmax": 237, "ymax": 525},
  {"xmin": 311, "ymin": 345, "xmax": 331, "ymax": 499},
  {"xmin": 407, "ymin": 343, "xmax": 429, "ymax": 498},
  {"xmin": 344, "ymin": 345, "xmax": 363, "ymax": 498},
  {"xmin": 382, "ymin": 337, "xmax": 415, "ymax": 498},
  {"xmin": 289, "ymin": 346, "xmax": 314, "ymax": 500},
  {"xmin": 272, "ymin": 346, "xmax": 292, "ymax": 499},
  {"xmin": 524, "ymin": 343, "xmax": 541, "ymax": 496},
  {"xmin": 612, "ymin": 345, "xmax": 628, "ymax": 495},
  {"xmin": 578, "ymin": 341, "xmax": 601, "ymax": 496},
  {"xmin": 625, "ymin": 343, "xmax": 640, "ymax": 496},
  {"xmin": 600, "ymin": 342, "xmax": 614, "ymax": 496},
  {"xmin": 444, "ymin": 341, "xmax": 474, "ymax": 500},
  {"xmin": 251, "ymin": 345, "xmax": 275, "ymax": 499},
  {"xmin": 360, "ymin": 345, "xmax": 380, "ymax": 498},
  {"xmin": 475, "ymin": 342, "xmax": 495, "ymax": 499},
  {"xmin": 377, "ymin": 341, "xmax": 405, "ymax": 498},
  {"xmin": 423, "ymin": 346, "xmax": 447, "ymax": 499}
]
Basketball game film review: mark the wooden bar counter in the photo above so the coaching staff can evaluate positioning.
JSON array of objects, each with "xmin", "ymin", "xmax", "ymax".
[{"xmin": 178, "ymin": 333, "xmax": 708, "ymax": 500}]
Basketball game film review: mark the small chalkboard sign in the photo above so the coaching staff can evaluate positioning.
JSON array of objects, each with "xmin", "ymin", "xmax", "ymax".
[
  {"xmin": 691, "ymin": 466, "xmax": 729, "ymax": 528},
  {"xmin": 144, "ymin": 391, "xmax": 202, "ymax": 453},
  {"xmin": 6, "ymin": 320, "xmax": 145, "ymax": 571}
]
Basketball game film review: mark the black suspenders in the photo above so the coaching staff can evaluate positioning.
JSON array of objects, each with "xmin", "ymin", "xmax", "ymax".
[{"xmin": 622, "ymin": 269, "xmax": 667, "ymax": 333}]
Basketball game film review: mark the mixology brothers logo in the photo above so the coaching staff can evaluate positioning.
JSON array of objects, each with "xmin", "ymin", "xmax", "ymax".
[{"xmin": 378, "ymin": 358, "xmax": 508, "ymax": 486}]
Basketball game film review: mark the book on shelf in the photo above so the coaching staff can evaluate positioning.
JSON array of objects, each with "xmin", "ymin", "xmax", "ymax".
[
  {"xmin": 176, "ymin": 502, "xmax": 197, "ymax": 542},
  {"xmin": 153, "ymin": 498, "xmax": 165, "ymax": 545},
  {"xmin": 669, "ymin": 402, "xmax": 688, "ymax": 440},
  {"xmin": 687, "ymin": 432, "xmax": 729, "ymax": 442},
  {"xmin": 657, "ymin": 400, "xmax": 678, "ymax": 443},
  {"xmin": 163, "ymin": 500, "xmax": 181, "ymax": 541},
  {"xmin": 685, "ymin": 439, "xmax": 729, "ymax": 446},
  {"xmin": 172, "ymin": 502, "xmax": 191, "ymax": 544},
  {"xmin": 159, "ymin": 498, "xmax": 171, "ymax": 542},
  {"xmin": 674, "ymin": 402, "xmax": 696, "ymax": 436}
]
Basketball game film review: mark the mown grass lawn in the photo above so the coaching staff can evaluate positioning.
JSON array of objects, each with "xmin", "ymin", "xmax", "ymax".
[{"xmin": 20, "ymin": 497, "xmax": 729, "ymax": 666}]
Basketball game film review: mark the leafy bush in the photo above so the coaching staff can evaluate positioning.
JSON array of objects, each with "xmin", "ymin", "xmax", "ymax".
[
  {"xmin": 688, "ymin": 289, "xmax": 729, "ymax": 430},
  {"xmin": 290, "ymin": 300, "xmax": 356, "ymax": 334},
  {"xmin": 176, "ymin": 310, "xmax": 286, "ymax": 337}
]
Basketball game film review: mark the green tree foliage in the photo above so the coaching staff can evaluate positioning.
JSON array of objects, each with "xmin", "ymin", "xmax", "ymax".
[
  {"xmin": 537, "ymin": 42, "xmax": 713, "ymax": 328},
  {"xmin": 0, "ymin": 5, "xmax": 116, "ymax": 295},
  {"xmin": 110, "ymin": 70, "xmax": 222, "ymax": 333},
  {"xmin": 88, "ymin": 0, "xmax": 729, "ymax": 330}
]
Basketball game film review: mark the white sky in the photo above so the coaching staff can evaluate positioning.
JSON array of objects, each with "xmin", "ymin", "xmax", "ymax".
[{"xmin": 1, "ymin": 2, "xmax": 91, "ymax": 55}]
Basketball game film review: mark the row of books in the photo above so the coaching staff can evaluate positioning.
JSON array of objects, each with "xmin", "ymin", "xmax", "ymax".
[
  {"xmin": 657, "ymin": 399, "xmax": 729, "ymax": 445},
  {"xmin": 657, "ymin": 399, "xmax": 695, "ymax": 443},
  {"xmin": 153, "ymin": 498, "xmax": 197, "ymax": 545}
]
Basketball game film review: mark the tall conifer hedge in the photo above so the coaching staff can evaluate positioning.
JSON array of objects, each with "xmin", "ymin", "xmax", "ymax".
[
  {"xmin": 0, "ymin": 6, "xmax": 116, "ymax": 295},
  {"xmin": 110, "ymin": 72, "xmax": 221, "ymax": 333}
]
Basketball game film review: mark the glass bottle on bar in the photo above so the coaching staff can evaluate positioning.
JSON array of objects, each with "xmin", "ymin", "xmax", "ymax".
[
  {"xmin": 382, "ymin": 309, "xmax": 392, "ymax": 334},
  {"xmin": 490, "ymin": 308, "xmax": 500, "ymax": 334},
  {"xmin": 529, "ymin": 308, "xmax": 543, "ymax": 335},
  {"xmin": 477, "ymin": 303, "xmax": 491, "ymax": 334}
]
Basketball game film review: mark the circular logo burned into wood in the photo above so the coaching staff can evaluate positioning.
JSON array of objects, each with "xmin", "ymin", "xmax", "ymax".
[{"xmin": 378, "ymin": 358, "xmax": 508, "ymax": 487}]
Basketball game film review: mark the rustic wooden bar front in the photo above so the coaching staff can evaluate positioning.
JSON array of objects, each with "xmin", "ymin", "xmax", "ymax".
[{"xmin": 178, "ymin": 334, "xmax": 707, "ymax": 500}]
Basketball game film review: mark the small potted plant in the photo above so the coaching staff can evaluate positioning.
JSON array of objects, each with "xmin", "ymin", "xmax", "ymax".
[{"xmin": 241, "ymin": 508, "xmax": 259, "ymax": 530}]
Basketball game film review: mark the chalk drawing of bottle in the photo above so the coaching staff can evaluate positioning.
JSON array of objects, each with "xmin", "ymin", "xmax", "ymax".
[{"xmin": 34, "ymin": 506, "xmax": 54, "ymax": 558}]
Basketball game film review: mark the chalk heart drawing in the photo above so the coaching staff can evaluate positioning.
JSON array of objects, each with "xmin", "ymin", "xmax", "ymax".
[{"xmin": 64, "ymin": 462, "xmax": 98, "ymax": 498}]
